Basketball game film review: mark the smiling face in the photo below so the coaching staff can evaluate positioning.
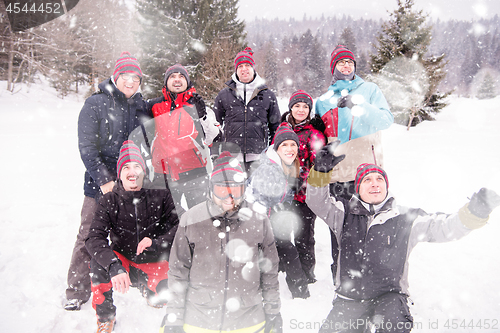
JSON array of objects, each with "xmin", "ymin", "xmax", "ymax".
[
  {"xmin": 120, "ymin": 162, "xmax": 144, "ymax": 191},
  {"xmin": 116, "ymin": 74, "xmax": 140, "ymax": 98},
  {"xmin": 212, "ymin": 183, "xmax": 244, "ymax": 212},
  {"xmin": 276, "ymin": 139, "xmax": 298, "ymax": 166},
  {"xmin": 336, "ymin": 58, "xmax": 355, "ymax": 75},
  {"xmin": 358, "ymin": 172, "xmax": 387, "ymax": 204},
  {"xmin": 166, "ymin": 72, "xmax": 188, "ymax": 93},
  {"xmin": 291, "ymin": 102, "xmax": 310, "ymax": 123},
  {"xmin": 236, "ymin": 63, "xmax": 255, "ymax": 83}
]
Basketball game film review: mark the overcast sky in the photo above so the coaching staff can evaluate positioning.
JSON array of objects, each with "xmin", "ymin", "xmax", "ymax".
[{"xmin": 237, "ymin": 0, "xmax": 500, "ymax": 22}]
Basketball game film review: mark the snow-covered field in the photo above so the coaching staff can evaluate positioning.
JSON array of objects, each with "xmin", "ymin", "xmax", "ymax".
[{"xmin": 1, "ymin": 80, "xmax": 499, "ymax": 332}]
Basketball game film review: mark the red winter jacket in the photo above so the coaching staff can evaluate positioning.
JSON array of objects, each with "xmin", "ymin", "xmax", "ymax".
[
  {"xmin": 151, "ymin": 87, "xmax": 208, "ymax": 181},
  {"xmin": 288, "ymin": 119, "xmax": 326, "ymax": 203}
]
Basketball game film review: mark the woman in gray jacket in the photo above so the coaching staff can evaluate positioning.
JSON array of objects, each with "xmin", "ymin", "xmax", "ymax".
[{"xmin": 160, "ymin": 152, "xmax": 282, "ymax": 333}]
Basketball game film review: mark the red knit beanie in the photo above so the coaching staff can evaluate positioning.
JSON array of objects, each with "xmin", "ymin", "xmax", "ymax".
[
  {"xmin": 234, "ymin": 47, "xmax": 255, "ymax": 71},
  {"xmin": 330, "ymin": 45, "xmax": 356, "ymax": 76},
  {"xmin": 113, "ymin": 51, "xmax": 143, "ymax": 83},
  {"xmin": 288, "ymin": 90, "xmax": 313, "ymax": 112},
  {"xmin": 210, "ymin": 152, "xmax": 246, "ymax": 185},
  {"xmin": 354, "ymin": 163, "xmax": 389, "ymax": 194},
  {"xmin": 117, "ymin": 140, "xmax": 146, "ymax": 176},
  {"xmin": 272, "ymin": 123, "xmax": 300, "ymax": 151}
]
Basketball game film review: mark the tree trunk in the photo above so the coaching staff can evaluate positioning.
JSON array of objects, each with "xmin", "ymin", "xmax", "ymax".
[
  {"xmin": 7, "ymin": 32, "xmax": 14, "ymax": 92},
  {"xmin": 407, "ymin": 106, "xmax": 416, "ymax": 131}
]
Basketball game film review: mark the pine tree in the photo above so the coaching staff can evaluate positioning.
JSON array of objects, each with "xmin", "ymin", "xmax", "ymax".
[
  {"xmin": 370, "ymin": 0, "xmax": 450, "ymax": 127},
  {"xmin": 338, "ymin": 27, "xmax": 357, "ymax": 56},
  {"xmin": 135, "ymin": 0, "xmax": 246, "ymax": 98},
  {"xmin": 477, "ymin": 72, "xmax": 497, "ymax": 99},
  {"xmin": 263, "ymin": 41, "xmax": 279, "ymax": 93},
  {"xmin": 299, "ymin": 30, "xmax": 326, "ymax": 97}
]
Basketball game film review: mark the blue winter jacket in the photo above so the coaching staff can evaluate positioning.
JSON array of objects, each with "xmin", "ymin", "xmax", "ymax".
[
  {"xmin": 78, "ymin": 78, "xmax": 152, "ymax": 198},
  {"xmin": 314, "ymin": 76, "xmax": 393, "ymax": 183},
  {"xmin": 315, "ymin": 75, "xmax": 393, "ymax": 144}
]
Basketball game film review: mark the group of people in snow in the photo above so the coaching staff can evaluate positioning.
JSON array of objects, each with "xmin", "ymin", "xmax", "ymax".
[{"xmin": 64, "ymin": 45, "xmax": 500, "ymax": 333}]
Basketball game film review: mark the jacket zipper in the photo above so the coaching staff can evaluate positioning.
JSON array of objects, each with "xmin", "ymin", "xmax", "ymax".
[
  {"xmin": 349, "ymin": 115, "xmax": 354, "ymax": 141},
  {"xmin": 243, "ymin": 84, "xmax": 248, "ymax": 159},
  {"xmin": 330, "ymin": 108, "xmax": 337, "ymax": 137},
  {"xmin": 134, "ymin": 199, "xmax": 140, "ymax": 262},
  {"xmin": 219, "ymin": 217, "xmax": 230, "ymax": 331}
]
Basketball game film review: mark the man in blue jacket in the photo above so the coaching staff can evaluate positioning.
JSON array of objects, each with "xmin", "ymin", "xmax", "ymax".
[
  {"xmin": 64, "ymin": 52, "xmax": 153, "ymax": 311},
  {"xmin": 315, "ymin": 45, "xmax": 393, "ymax": 280}
]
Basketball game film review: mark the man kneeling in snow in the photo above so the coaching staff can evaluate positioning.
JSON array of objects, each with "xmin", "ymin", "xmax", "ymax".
[
  {"xmin": 86, "ymin": 140, "xmax": 179, "ymax": 333},
  {"xmin": 305, "ymin": 141, "xmax": 500, "ymax": 333}
]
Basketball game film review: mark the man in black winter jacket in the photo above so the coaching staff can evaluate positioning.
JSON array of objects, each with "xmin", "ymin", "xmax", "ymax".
[
  {"xmin": 86, "ymin": 140, "xmax": 179, "ymax": 333},
  {"xmin": 64, "ymin": 52, "xmax": 153, "ymax": 311},
  {"xmin": 306, "ymin": 143, "xmax": 500, "ymax": 333},
  {"xmin": 212, "ymin": 47, "xmax": 281, "ymax": 173}
]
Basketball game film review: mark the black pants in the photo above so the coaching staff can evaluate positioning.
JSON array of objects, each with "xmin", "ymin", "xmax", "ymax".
[
  {"xmin": 153, "ymin": 169, "xmax": 209, "ymax": 217},
  {"xmin": 287, "ymin": 200, "xmax": 316, "ymax": 282},
  {"xmin": 270, "ymin": 209, "xmax": 310, "ymax": 298},
  {"xmin": 90, "ymin": 255, "xmax": 169, "ymax": 320},
  {"xmin": 319, "ymin": 293, "xmax": 413, "ymax": 333}
]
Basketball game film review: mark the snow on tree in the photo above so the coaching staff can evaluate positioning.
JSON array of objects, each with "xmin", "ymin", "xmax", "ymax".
[
  {"xmin": 135, "ymin": 0, "xmax": 245, "ymax": 98},
  {"xmin": 476, "ymin": 71, "xmax": 498, "ymax": 99},
  {"xmin": 370, "ymin": 0, "xmax": 451, "ymax": 127},
  {"xmin": 370, "ymin": 55, "xmax": 429, "ymax": 129}
]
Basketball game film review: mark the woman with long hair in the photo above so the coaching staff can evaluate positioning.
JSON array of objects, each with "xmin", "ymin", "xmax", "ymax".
[
  {"xmin": 281, "ymin": 90, "xmax": 326, "ymax": 284},
  {"xmin": 246, "ymin": 123, "xmax": 311, "ymax": 299}
]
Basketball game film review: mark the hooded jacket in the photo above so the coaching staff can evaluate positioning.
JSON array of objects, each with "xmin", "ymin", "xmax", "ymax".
[
  {"xmin": 164, "ymin": 199, "xmax": 280, "ymax": 331},
  {"xmin": 151, "ymin": 86, "xmax": 211, "ymax": 181},
  {"xmin": 78, "ymin": 78, "xmax": 152, "ymax": 198},
  {"xmin": 85, "ymin": 180, "xmax": 179, "ymax": 270},
  {"xmin": 306, "ymin": 171, "xmax": 487, "ymax": 300},
  {"xmin": 315, "ymin": 75, "xmax": 393, "ymax": 183},
  {"xmin": 213, "ymin": 74, "xmax": 281, "ymax": 160}
]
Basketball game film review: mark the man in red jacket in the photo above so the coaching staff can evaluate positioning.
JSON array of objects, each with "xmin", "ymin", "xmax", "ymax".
[{"xmin": 151, "ymin": 64, "xmax": 220, "ymax": 216}]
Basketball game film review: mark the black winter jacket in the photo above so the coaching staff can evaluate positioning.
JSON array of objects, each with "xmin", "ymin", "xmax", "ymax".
[
  {"xmin": 306, "ymin": 175, "xmax": 480, "ymax": 301},
  {"xmin": 78, "ymin": 78, "xmax": 153, "ymax": 198},
  {"xmin": 213, "ymin": 75, "xmax": 281, "ymax": 156},
  {"xmin": 85, "ymin": 180, "xmax": 179, "ymax": 272}
]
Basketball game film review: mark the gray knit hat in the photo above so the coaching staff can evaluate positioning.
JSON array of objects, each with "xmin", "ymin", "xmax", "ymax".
[{"xmin": 164, "ymin": 64, "xmax": 191, "ymax": 88}]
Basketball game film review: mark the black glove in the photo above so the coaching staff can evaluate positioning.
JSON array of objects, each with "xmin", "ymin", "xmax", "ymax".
[
  {"xmin": 313, "ymin": 140, "xmax": 346, "ymax": 173},
  {"xmin": 468, "ymin": 188, "xmax": 500, "ymax": 218},
  {"xmin": 337, "ymin": 94, "xmax": 354, "ymax": 109},
  {"xmin": 192, "ymin": 93, "xmax": 207, "ymax": 119},
  {"xmin": 161, "ymin": 326, "xmax": 184, "ymax": 333},
  {"xmin": 310, "ymin": 115, "xmax": 326, "ymax": 133},
  {"xmin": 265, "ymin": 313, "xmax": 283, "ymax": 333}
]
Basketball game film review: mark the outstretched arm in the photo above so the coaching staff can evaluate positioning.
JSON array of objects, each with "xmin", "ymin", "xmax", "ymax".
[{"xmin": 306, "ymin": 141, "xmax": 346, "ymax": 231}]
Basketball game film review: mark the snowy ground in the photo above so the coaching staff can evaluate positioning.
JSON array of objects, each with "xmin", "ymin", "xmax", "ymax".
[{"xmin": 0, "ymin": 80, "xmax": 499, "ymax": 332}]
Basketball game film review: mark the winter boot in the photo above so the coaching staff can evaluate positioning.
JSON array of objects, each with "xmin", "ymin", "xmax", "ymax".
[
  {"xmin": 64, "ymin": 298, "xmax": 85, "ymax": 311},
  {"xmin": 140, "ymin": 283, "xmax": 166, "ymax": 308},
  {"xmin": 97, "ymin": 318, "xmax": 116, "ymax": 333},
  {"xmin": 291, "ymin": 284, "xmax": 310, "ymax": 299}
]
